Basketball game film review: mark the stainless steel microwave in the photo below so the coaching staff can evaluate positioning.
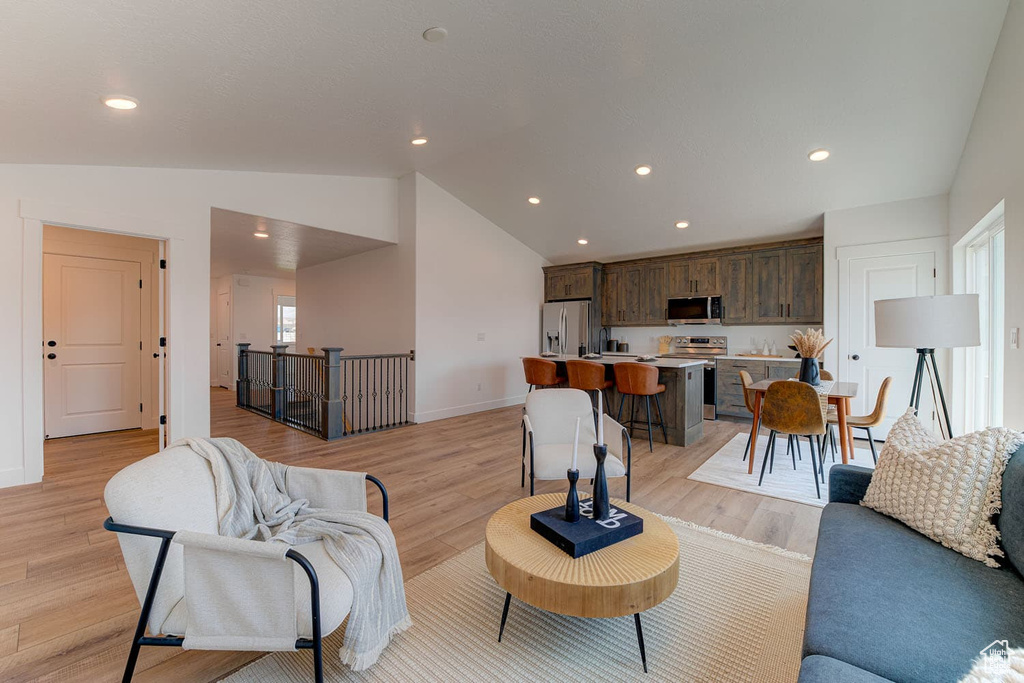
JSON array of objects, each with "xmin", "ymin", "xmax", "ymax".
[{"xmin": 667, "ymin": 296, "xmax": 722, "ymax": 325}]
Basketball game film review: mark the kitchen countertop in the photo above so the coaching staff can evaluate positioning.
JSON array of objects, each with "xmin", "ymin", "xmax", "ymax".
[
  {"xmin": 716, "ymin": 355, "xmax": 802, "ymax": 362},
  {"xmin": 524, "ymin": 354, "xmax": 706, "ymax": 370}
]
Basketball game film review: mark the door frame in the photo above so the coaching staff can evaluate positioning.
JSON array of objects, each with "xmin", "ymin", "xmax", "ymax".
[
  {"xmin": 19, "ymin": 200, "xmax": 182, "ymax": 485},
  {"xmin": 836, "ymin": 236, "xmax": 948, "ymax": 424}
]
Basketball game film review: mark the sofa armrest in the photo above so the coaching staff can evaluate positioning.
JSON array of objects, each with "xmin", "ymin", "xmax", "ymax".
[{"xmin": 828, "ymin": 465, "xmax": 875, "ymax": 504}]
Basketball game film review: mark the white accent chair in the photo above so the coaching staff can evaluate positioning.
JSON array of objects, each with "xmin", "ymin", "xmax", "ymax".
[
  {"xmin": 522, "ymin": 388, "xmax": 633, "ymax": 500},
  {"xmin": 102, "ymin": 445, "xmax": 389, "ymax": 683}
]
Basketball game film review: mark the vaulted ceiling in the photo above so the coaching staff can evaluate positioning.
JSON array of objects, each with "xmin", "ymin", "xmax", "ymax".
[{"xmin": 1, "ymin": 1, "xmax": 1009, "ymax": 263}]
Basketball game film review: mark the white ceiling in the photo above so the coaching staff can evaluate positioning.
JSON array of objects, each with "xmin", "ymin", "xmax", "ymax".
[
  {"xmin": 210, "ymin": 208, "xmax": 391, "ymax": 279},
  {"xmin": 1, "ymin": 1, "xmax": 1009, "ymax": 263}
]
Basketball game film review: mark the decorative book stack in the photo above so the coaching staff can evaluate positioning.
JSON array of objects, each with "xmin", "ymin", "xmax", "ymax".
[{"xmin": 530, "ymin": 498, "xmax": 643, "ymax": 558}]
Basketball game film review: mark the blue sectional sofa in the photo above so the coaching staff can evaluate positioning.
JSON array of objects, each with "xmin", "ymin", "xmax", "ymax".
[{"xmin": 798, "ymin": 445, "xmax": 1024, "ymax": 682}]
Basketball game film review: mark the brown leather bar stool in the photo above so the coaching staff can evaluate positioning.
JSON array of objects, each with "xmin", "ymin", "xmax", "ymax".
[
  {"xmin": 522, "ymin": 358, "xmax": 566, "ymax": 392},
  {"xmin": 566, "ymin": 359, "xmax": 614, "ymax": 417},
  {"xmin": 613, "ymin": 362, "xmax": 667, "ymax": 452}
]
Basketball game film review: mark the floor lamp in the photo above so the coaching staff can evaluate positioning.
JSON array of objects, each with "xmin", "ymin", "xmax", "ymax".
[{"xmin": 874, "ymin": 294, "xmax": 980, "ymax": 439}]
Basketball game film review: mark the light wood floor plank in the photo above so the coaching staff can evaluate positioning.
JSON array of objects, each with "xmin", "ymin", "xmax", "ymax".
[{"xmin": 0, "ymin": 387, "xmax": 821, "ymax": 681}]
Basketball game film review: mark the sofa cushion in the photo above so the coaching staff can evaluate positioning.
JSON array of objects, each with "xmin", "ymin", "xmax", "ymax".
[
  {"xmin": 998, "ymin": 446, "xmax": 1024, "ymax": 577},
  {"xmin": 798, "ymin": 655, "xmax": 893, "ymax": 683},
  {"xmin": 805, "ymin": 503, "xmax": 1024, "ymax": 682}
]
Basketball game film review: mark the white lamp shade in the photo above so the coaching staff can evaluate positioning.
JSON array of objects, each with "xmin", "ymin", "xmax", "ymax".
[{"xmin": 874, "ymin": 294, "xmax": 980, "ymax": 349}]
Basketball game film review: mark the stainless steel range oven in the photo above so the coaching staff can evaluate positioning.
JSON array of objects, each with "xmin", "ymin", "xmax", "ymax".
[{"xmin": 658, "ymin": 336, "xmax": 728, "ymax": 419}]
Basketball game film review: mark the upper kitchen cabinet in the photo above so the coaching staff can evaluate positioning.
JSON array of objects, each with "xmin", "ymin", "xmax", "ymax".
[
  {"xmin": 666, "ymin": 257, "xmax": 719, "ymax": 297},
  {"xmin": 785, "ymin": 245, "xmax": 824, "ymax": 323},
  {"xmin": 751, "ymin": 245, "xmax": 823, "ymax": 324},
  {"xmin": 601, "ymin": 265, "xmax": 621, "ymax": 326},
  {"xmin": 752, "ymin": 249, "xmax": 787, "ymax": 323},
  {"xmin": 543, "ymin": 263, "xmax": 601, "ymax": 302},
  {"xmin": 719, "ymin": 253, "xmax": 753, "ymax": 324},
  {"xmin": 644, "ymin": 262, "xmax": 668, "ymax": 324},
  {"xmin": 692, "ymin": 258, "xmax": 720, "ymax": 296},
  {"xmin": 601, "ymin": 263, "xmax": 644, "ymax": 325}
]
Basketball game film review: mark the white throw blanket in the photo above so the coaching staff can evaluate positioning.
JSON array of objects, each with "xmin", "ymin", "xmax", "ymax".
[{"xmin": 171, "ymin": 437, "xmax": 411, "ymax": 670}]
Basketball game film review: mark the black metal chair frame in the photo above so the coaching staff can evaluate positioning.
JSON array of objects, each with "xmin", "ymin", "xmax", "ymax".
[
  {"xmin": 522, "ymin": 410, "xmax": 633, "ymax": 502},
  {"xmin": 758, "ymin": 430, "xmax": 824, "ymax": 500},
  {"xmin": 616, "ymin": 392, "xmax": 668, "ymax": 452},
  {"xmin": 104, "ymin": 474, "xmax": 389, "ymax": 683}
]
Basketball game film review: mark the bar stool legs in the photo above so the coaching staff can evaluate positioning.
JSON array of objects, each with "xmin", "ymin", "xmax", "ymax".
[{"xmin": 617, "ymin": 392, "xmax": 667, "ymax": 452}]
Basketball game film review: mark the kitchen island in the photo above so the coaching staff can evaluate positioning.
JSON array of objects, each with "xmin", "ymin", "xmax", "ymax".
[{"xmin": 522, "ymin": 354, "xmax": 706, "ymax": 446}]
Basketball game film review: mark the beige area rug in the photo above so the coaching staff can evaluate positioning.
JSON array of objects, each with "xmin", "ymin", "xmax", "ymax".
[
  {"xmin": 225, "ymin": 518, "xmax": 811, "ymax": 683},
  {"xmin": 689, "ymin": 433, "xmax": 877, "ymax": 508}
]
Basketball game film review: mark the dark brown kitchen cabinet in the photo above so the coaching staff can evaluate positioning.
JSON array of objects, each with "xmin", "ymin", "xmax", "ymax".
[
  {"xmin": 667, "ymin": 259, "xmax": 691, "ymax": 297},
  {"xmin": 785, "ymin": 245, "xmax": 824, "ymax": 323},
  {"xmin": 691, "ymin": 258, "xmax": 720, "ymax": 295},
  {"xmin": 667, "ymin": 257, "xmax": 719, "ymax": 296},
  {"xmin": 644, "ymin": 263, "xmax": 668, "ymax": 324},
  {"xmin": 544, "ymin": 263, "xmax": 598, "ymax": 301},
  {"xmin": 752, "ymin": 249, "xmax": 787, "ymax": 323},
  {"xmin": 602, "ymin": 266, "xmax": 621, "ymax": 326},
  {"xmin": 720, "ymin": 253, "xmax": 753, "ymax": 324},
  {"xmin": 619, "ymin": 264, "xmax": 645, "ymax": 324}
]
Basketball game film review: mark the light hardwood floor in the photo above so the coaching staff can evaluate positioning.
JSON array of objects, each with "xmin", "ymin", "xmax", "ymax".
[{"xmin": 0, "ymin": 388, "xmax": 822, "ymax": 682}]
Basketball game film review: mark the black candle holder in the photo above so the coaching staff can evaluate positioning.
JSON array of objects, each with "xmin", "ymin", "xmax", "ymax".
[
  {"xmin": 564, "ymin": 469, "xmax": 580, "ymax": 523},
  {"xmin": 591, "ymin": 443, "xmax": 610, "ymax": 521}
]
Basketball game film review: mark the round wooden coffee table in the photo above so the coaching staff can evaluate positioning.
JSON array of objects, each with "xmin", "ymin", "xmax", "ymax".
[{"xmin": 485, "ymin": 494, "xmax": 679, "ymax": 672}]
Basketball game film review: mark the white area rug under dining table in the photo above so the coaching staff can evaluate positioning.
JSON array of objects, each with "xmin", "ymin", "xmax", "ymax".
[{"xmin": 688, "ymin": 432, "xmax": 876, "ymax": 507}]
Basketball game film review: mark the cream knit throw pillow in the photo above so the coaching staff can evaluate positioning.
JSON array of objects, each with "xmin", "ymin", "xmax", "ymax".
[{"xmin": 862, "ymin": 408, "xmax": 1024, "ymax": 567}]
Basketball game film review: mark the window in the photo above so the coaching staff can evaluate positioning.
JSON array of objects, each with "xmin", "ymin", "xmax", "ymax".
[
  {"xmin": 276, "ymin": 295, "xmax": 296, "ymax": 345},
  {"xmin": 965, "ymin": 219, "xmax": 1005, "ymax": 430}
]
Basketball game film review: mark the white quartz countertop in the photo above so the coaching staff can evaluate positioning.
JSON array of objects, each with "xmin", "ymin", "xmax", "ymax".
[
  {"xmin": 716, "ymin": 355, "xmax": 802, "ymax": 362},
  {"xmin": 524, "ymin": 354, "xmax": 706, "ymax": 370}
]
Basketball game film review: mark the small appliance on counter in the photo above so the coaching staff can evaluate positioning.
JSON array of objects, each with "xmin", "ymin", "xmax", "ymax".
[
  {"xmin": 617, "ymin": 341, "xmax": 629, "ymax": 353},
  {"xmin": 606, "ymin": 339, "xmax": 619, "ymax": 353}
]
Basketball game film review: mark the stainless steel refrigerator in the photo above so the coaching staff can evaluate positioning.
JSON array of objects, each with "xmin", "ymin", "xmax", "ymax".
[{"xmin": 541, "ymin": 300, "xmax": 592, "ymax": 355}]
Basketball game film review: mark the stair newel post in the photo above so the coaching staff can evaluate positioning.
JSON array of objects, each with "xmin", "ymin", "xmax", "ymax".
[
  {"xmin": 271, "ymin": 344, "xmax": 289, "ymax": 421},
  {"xmin": 236, "ymin": 343, "xmax": 251, "ymax": 408},
  {"xmin": 321, "ymin": 347, "xmax": 345, "ymax": 440}
]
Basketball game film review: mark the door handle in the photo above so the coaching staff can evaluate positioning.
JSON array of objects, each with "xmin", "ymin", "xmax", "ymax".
[
  {"xmin": 850, "ymin": 354, "xmax": 860, "ymax": 361},
  {"xmin": 780, "ymin": 303, "xmax": 784, "ymax": 317},
  {"xmin": 786, "ymin": 303, "xmax": 791, "ymax": 317},
  {"xmin": 47, "ymin": 353, "xmax": 56, "ymax": 360},
  {"xmin": 217, "ymin": 343, "xmax": 221, "ymax": 346}
]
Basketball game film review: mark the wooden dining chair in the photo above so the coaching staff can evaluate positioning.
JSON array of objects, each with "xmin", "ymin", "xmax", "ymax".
[
  {"xmin": 758, "ymin": 381, "xmax": 827, "ymax": 499},
  {"xmin": 826, "ymin": 376, "xmax": 892, "ymax": 465}
]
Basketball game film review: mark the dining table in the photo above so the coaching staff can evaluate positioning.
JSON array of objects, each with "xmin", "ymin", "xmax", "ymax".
[{"xmin": 745, "ymin": 379, "xmax": 859, "ymax": 474}]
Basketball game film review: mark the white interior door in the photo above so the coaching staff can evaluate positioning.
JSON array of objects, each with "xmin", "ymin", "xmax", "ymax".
[
  {"xmin": 216, "ymin": 290, "xmax": 232, "ymax": 388},
  {"xmin": 841, "ymin": 248, "xmax": 937, "ymax": 437},
  {"xmin": 43, "ymin": 254, "xmax": 142, "ymax": 438}
]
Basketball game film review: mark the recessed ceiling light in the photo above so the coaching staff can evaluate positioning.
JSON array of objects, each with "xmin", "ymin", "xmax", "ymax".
[
  {"xmin": 808, "ymin": 148, "xmax": 830, "ymax": 162},
  {"xmin": 675, "ymin": 221, "xmax": 689, "ymax": 229},
  {"xmin": 577, "ymin": 239, "xmax": 589, "ymax": 245},
  {"xmin": 423, "ymin": 27, "xmax": 448, "ymax": 43},
  {"xmin": 411, "ymin": 137, "xmax": 428, "ymax": 146},
  {"xmin": 103, "ymin": 96, "xmax": 138, "ymax": 110},
  {"xmin": 528, "ymin": 197, "xmax": 541, "ymax": 205},
  {"xmin": 635, "ymin": 164, "xmax": 652, "ymax": 176},
  {"xmin": 254, "ymin": 232, "xmax": 269, "ymax": 239}
]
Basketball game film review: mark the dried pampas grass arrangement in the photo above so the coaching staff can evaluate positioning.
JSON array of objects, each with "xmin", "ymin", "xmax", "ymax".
[{"xmin": 790, "ymin": 328, "xmax": 832, "ymax": 359}]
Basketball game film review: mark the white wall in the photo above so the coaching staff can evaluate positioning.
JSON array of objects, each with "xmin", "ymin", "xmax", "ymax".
[
  {"xmin": 822, "ymin": 195, "xmax": 949, "ymax": 372},
  {"xmin": 949, "ymin": 0, "xmax": 1024, "ymax": 428},
  {"xmin": 232, "ymin": 274, "xmax": 295, "ymax": 351},
  {"xmin": 296, "ymin": 245, "xmax": 413, "ymax": 356},
  {"xmin": 2, "ymin": 164, "xmax": 397, "ymax": 488},
  {"xmin": 413, "ymin": 174, "xmax": 546, "ymax": 422}
]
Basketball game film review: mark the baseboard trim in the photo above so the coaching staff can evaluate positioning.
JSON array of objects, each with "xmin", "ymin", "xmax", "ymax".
[
  {"xmin": 0, "ymin": 467, "xmax": 30, "ymax": 489},
  {"xmin": 413, "ymin": 395, "xmax": 526, "ymax": 423}
]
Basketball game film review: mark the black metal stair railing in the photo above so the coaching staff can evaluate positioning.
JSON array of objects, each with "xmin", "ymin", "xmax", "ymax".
[{"xmin": 236, "ymin": 344, "xmax": 413, "ymax": 440}]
